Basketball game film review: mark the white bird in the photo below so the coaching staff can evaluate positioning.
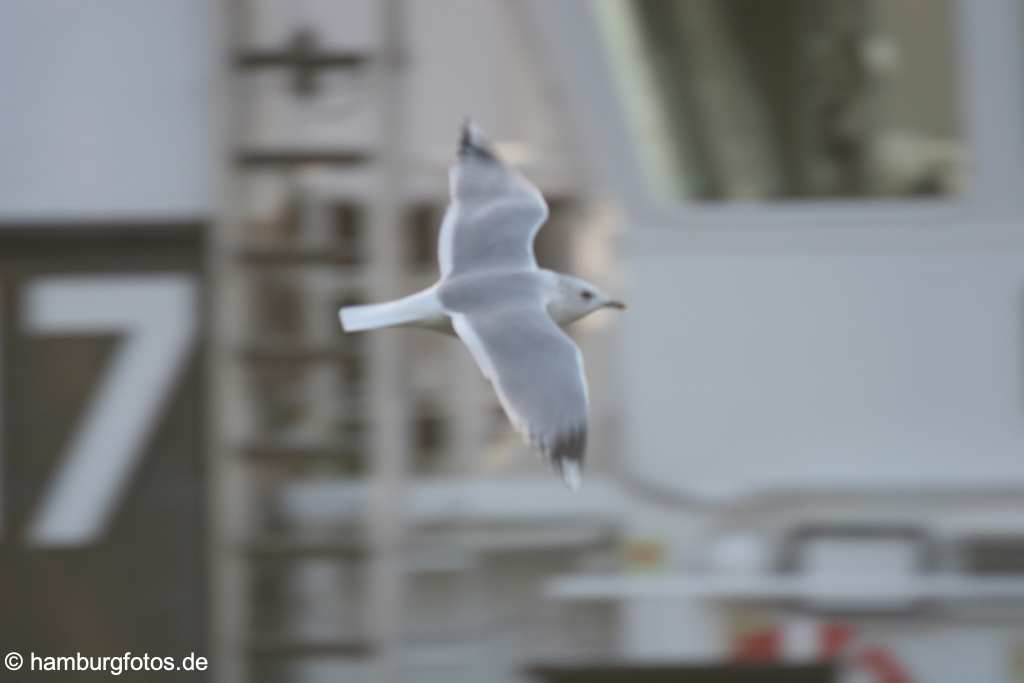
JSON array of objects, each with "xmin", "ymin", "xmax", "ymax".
[{"xmin": 339, "ymin": 120, "xmax": 625, "ymax": 489}]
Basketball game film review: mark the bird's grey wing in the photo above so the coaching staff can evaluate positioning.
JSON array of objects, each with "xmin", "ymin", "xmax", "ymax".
[
  {"xmin": 438, "ymin": 123, "xmax": 549, "ymax": 278},
  {"xmin": 451, "ymin": 304, "xmax": 588, "ymax": 488}
]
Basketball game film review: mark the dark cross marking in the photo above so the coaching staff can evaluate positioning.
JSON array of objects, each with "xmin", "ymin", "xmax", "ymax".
[
  {"xmin": 236, "ymin": 27, "xmax": 369, "ymax": 97},
  {"xmin": 289, "ymin": 28, "xmax": 319, "ymax": 96}
]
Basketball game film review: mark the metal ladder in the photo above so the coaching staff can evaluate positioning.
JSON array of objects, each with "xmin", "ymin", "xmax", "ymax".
[{"xmin": 209, "ymin": 1, "xmax": 410, "ymax": 680}]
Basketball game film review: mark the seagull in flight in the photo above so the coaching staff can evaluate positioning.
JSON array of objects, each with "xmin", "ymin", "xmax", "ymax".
[{"xmin": 339, "ymin": 120, "xmax": 625, "ymax": 489}]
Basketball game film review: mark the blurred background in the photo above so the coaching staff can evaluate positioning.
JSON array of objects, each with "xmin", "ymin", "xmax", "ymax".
[{"xmin": 2, "ymin": 1, "xmax": 1024, "ymax": 682}]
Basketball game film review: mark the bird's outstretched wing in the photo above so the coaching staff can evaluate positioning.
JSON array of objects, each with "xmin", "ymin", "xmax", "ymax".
[
  {"xmin": 451, "ymin": 304, "xmax": 588, "ymax": 488},
  {"xmin": 438, "ymin": 120, "xmax": 549, "ymax": 278}
]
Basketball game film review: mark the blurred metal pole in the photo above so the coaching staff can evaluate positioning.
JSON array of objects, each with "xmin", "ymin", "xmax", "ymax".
[
  {"xmin": 366, "ymin": 0, "xmax": 409, "ymax": 678},
  {"xmin": 299, "ymin": 188, "xmax": 342, "ymax": 440},
  {"xmin": 209, "ymin": 1, "xmax": 251, "ymax": 682}
]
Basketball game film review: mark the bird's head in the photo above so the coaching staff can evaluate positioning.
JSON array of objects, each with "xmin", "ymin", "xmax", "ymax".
[{"xmin": 549, "ymin": 274, "xmax": 626, "ymax": 325}]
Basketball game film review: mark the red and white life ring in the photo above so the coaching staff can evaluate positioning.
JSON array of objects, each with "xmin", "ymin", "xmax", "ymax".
[{"xmin": 734, "ymin": 619, "xmax": 914, "ymax": 683}]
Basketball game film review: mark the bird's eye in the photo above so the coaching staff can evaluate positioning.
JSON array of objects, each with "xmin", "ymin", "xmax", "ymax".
[{"xmin": 581, "ymin": 291, "xmax": 594, "ymax": 301}]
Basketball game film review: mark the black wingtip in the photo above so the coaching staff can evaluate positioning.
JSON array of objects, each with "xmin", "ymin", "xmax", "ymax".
[
  {"xmin": 458, "ymin": 117, "xmax": 497, "ymax": 161},
  {"xmin": 550, "ymin": 426, "xmax": 587, "ymax": 491}
]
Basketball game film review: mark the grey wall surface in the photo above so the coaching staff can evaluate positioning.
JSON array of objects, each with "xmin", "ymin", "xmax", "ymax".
[{"xmin": 0, "ymin": 0, "xmax": 217, "ymax": 219}]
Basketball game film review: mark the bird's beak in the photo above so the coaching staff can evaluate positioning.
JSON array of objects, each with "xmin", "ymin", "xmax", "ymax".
[{"xmin": 605, "ymin": 300, "xmax": 627, "ymax": 310}]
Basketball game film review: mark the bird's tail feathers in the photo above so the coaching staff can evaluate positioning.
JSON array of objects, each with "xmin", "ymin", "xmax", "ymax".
[{"xmin": 339, "ymin": 289, "xmax": 438, "ymax": 333}]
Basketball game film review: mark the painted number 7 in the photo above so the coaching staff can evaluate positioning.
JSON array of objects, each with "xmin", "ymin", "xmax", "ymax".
[{"xmin": 20, "ymin": 275, "xmax": 197, "ymax": 547}]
